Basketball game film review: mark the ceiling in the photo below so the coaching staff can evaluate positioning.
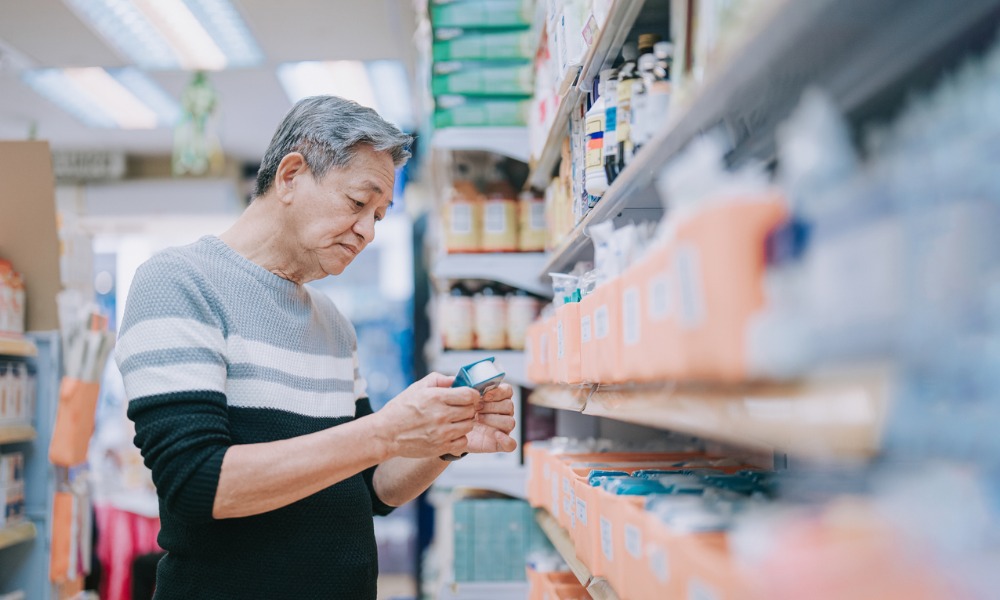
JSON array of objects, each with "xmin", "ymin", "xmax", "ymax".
[{"xmin": 0, "ymin": 0, "xmax": 419, "ymax": 162}]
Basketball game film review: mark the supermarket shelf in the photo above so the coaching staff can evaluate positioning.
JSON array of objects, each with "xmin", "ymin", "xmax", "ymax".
[
  {"xmin": 433, "ymin": 463, "xmax": 527, "ymax": 500},
  {"xmin": 539, "ymin": 0, "xmax": 1000, "ymax": 277},
  {"xmin": 432, "ymin": 350, "xmax": 528, "ymax": 389},
  {"xmin": 432, "ymin": 127, "xmax": 531, "ymax": 163},
  {"xmin": 535, "ymin": 509, "xmax": 620, "ymax": 600},
  {"xmin": 432, "ymin": 252, "xmax": 551, "ymax": 297},
  {"xmin": 0, "ymin": 522, "xmax": 37, "ymax": 551},
  {"xmin": 526, "ymin": 87, "xmax": 581, "ymax": 190},
  {"xmin": 0, "ymin": 336, "xmax": 37, "ymax": 357},
  {"xmin": 0, "ymin": 425, "xmax": 36, "ymax": 445},
  {"xmin": 526, "ymin": 0, "xmax": 646, "ymax": 190},
  {"xmin": 529, "ymin": 369, "xmax": 891, "ymax": 460},
  {"xmin": 437, "ymin": 580, "xmax": 529, "ymax": 600}
]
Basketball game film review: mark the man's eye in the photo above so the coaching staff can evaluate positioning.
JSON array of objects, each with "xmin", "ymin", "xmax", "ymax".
[{"xmin": 353, "ymin": 200, "xmax": 365, "ymax": 209}]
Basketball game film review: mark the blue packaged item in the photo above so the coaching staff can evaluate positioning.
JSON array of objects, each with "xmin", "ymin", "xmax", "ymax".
[
  {"xmin": 588, "ymin": 470, "xmax": 629, "ymax": 486},
  {"xmin": 603, "ymin": 477, "xmax": 668, "ymax": 496}
]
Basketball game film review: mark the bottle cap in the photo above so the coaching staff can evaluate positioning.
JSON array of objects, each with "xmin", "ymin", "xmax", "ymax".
[
  {"xmin": 621, "ymin": 42, "xmax": 638, "ymax": 62},
  {"xmin": 638, "ymin": 33, "xmax": 662, "ymax": 51},
  {"xmin": 654, "ymin": 41, "xmax": 675, "ymax": 58},
  {"xmin": 638, "ymin": 53, "xmax": 657, "ymax": 71}
]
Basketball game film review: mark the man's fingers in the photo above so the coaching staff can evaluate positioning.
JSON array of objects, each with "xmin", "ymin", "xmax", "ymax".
[
  {"xmin": 474, "ymin": 414, "xmax": 515, "ymax": 433},
  {"xmin": 419, "ymin": 372, "xmax": 455, "ymax": 389},
  {"xmin": 494, "ymin": 430, "xmax": 517, "ymax": 452},
  {"xmin": 476, "ymin": 398, "xmax": 515, "ymax": 416},
  {"xmin": 482, "ymin": 383, "xmax": 513, "ymax": 403},
  {"xmin": 440, "ymin": 387, "xmax": 478, "ymax": 407}
]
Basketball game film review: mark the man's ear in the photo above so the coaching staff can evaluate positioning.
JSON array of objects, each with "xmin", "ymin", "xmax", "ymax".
[{"xmin": 274, "ymin": 152, "xmax": 308, "ymax": 204}]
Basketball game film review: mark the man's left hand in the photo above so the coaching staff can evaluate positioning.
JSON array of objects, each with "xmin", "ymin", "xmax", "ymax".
[{"xmin": 466, "ymin": 383, "xmax": 517, "ymax": 453}]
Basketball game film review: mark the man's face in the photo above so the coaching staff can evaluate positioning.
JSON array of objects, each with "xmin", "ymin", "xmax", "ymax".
[{"xmin": 290, "ymin": 144, "xmax": 395, "ymax": 278}]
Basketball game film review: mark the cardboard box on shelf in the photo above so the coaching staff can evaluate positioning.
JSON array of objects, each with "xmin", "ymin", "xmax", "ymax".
[{"xmin": 673, "ymin": 195, "xmax": 787, "ymax": 381}]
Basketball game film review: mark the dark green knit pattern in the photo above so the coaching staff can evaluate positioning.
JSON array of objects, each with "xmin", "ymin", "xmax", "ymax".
[{"xmin": 128, "ymin": 392, "xmax": 392, "ymax": 600}]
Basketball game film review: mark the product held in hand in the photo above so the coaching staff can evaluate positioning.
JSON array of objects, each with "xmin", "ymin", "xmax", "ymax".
[
  {"xmin": 451, "ymin": 356, "xmax": 506, "ymax": 395},
  {"xmin": 442, "ymin": 357, "xmax": 506, "ymax": 461}
]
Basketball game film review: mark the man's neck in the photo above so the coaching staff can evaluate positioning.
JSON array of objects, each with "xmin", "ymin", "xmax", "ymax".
[{"xmin": 218, "ymin": 196, "xmax": 307, "ymax": 284}]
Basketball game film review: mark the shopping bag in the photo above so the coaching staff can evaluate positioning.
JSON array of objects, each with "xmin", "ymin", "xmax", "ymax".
[{"xmin": 49, "ymin": 377, "xmax": 101, "ymax": 467}]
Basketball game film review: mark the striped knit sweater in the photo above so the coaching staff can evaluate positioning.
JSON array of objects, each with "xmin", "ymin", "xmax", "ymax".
[{"xmin": 116, "ymin": 235, "xmax": 392, "ymax": 600}]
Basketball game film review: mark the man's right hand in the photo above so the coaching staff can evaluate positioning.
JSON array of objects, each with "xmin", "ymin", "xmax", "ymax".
[{"xmin": 372, "ymin": 372, "xmax": 478, "ymax": 459}]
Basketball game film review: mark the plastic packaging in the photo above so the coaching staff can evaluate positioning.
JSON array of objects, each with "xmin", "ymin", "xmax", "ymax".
[
  {"xmin": 441, "ymin": 283, "xmax": 475, "ymax": 350},
  {"xmin": 474, "ymin": 284, "xmax": 508, "ymax": 350},
  {"xmin": 506, "ymin": 290, "xmax": 540, "ymax": 350},
  {"xmin": 584, "ymin": 70, "xmax": 610, "ymax": 201}
]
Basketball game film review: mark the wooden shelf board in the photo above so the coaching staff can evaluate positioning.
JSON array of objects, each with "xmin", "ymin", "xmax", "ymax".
[
  {"xmin": 534, "ymin": 509, "xmax": 620, "ymax": 600},
  {"xmin": 0, "ymin": 425, "xmax": 36, "ymax": 445},
  {"xmin": 0, "ymin": 522, "xmax": 37, "ymax": 551},
  {"xmin": 529, "ymin": 368, "xmax": 891, "ymax": 460},
  {"xmin": 0, "ymin": 336, "xmax": 37, "ymax": 357}
]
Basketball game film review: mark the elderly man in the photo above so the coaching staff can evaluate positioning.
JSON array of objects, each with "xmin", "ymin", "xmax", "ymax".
[{"xmin": 115, "ymin": 96, "xmax": 517, "ymax": 598}]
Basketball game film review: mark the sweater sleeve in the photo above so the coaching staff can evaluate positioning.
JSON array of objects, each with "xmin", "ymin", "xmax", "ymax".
[
  {"xmin": 116, "ymin": 254, "xmax": 231, "ymax": 524},
  {"xmin": 354, "ymin": 396, "xmax": 395, "ymax": 516}
]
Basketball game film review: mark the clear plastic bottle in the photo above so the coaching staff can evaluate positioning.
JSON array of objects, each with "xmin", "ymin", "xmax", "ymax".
[
  {"xmin": 584, "ymin": 70, "xmax": 610, "ymax": 203},
  {"xmin": 630, "ymin": 52, "xmax": 657, "ymax": 157},
  {"xmin": 602, "ymin": 68, "xmax": 620, "ymax": 184}
]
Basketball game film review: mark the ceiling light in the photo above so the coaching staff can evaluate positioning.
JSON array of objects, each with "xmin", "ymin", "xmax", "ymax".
[
  {"xmin": 277, "ymin": 60, "xmax": 416, "ymax": 130},
  {"xmin": 63, "ymin": 0, "xmax": 262, "ymax": 70},
  {"xmin": 23, "ymin": 68, "xmax": 180, "ymax": 129}
]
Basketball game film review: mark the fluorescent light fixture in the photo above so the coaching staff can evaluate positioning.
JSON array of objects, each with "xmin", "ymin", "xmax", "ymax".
[
  {"xmin": 63, "ymin": 0, "xmax": 262, "ymax": 70},
  {"xmin": 277, "ymin": 60, "xmax": 416, "ymax": 130},
  {"xmin": 23, "ymin": 68, "xmax": 180, "ymax": 129}
]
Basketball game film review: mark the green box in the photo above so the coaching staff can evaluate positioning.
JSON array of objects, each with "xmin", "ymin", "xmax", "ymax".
[
  {"xmin": 433, "ymin": 29, "xmax": 536, "ymax": 62},
  {"xmin": 434, "ymin": 97, "xmax": 530, "ymax": 128},
  {"xmin": 431, "ymin": 0, "xmax": 534, "ymax": 29},
  {"xmin": 432, "ymin": 62, "xmax": 533, "ymax": 97}
]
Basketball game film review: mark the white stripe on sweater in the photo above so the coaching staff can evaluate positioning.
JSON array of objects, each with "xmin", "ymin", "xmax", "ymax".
[
  {"xmin": 123, "ymin": 363, "xmax": 227, "ymax": 399},
  {"xmin": 226, "ymin": 380, "xmax": 357, "ymax": 418}
]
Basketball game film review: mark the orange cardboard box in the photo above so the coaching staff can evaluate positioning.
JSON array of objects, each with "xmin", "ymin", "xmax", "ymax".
[
  {"xmin": 554, "ymin": 454, "xmax": 699, "ymax": 531},
  {"xmin": 525, "ymin": 321, "xmax": 543, "ymax": 385},
  {"xmin": 553, "ymin": 303, "xmax": 583, "ymax": 384},
  {"xmin": 618, "ymin": 243, "xmax": 686, "ymax": 382},
  {"xmin": 672, "ymin": 195, "xmax": 787, "ymax": 381},
  {"xmin": 551, "ymin": 583, "xmax": 590, "ymax": 600},
  {"xmin": 589, "ymin": 278, "xmax": 624, "ymax": 383}
]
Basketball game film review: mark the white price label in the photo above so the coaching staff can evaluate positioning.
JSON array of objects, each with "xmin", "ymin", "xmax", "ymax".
[
  {"xmin": 594, "ymin": 305, "xmax": 609, "ymax": 339},
  {"xmin": 675, "ymin": 245, "xmax": 706, "ymax": 328},
  {"xmin": 551, "ymin": 478, "xmax": 560, "ymax": 518},
  {"xmin": 688, "ymin": 579, "xmax": 720, "ymax": 600},
  {"xmin": 649, "ymin": 272, "xmax": 671, "ymax": 320},
  {"xmin": 650, "ymin": 547, "xmax": 670, "ymax": 583},
  {"xmin": 556, "ymin": 320, "xmax": 564, "ymax": 359},
  {"xmin": 530, "ymin": 202, "xmax": 546, "ymax": 230},
  {"xmin": 623, "ymin": 286, "xmax": 640, "ymax": 346},
  {"xmin": 581, "ymin": 314, "xmax": 592, "ymax": 343},
  {"xmin": 600, "ymin": 516, "xmax": 614, "ymax": 562},
  {"xmin": 484, "ymin": 203, "xmax": 507, "ymax": 233},
  {"xmin": 450, "ymin": 204, "xmax": 473, "ymax": 234},
  {"xmin": 576, "ymin": 498, "xmax": 588, "ymax": 526},
  {"xmin": 625, "ymin": 524, "xmax": 642, "ymax": 559}
]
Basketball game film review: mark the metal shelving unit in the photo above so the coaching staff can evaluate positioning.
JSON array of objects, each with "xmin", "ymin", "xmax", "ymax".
[
  {"xmin": 432, "ymin": 127, "xmax": 531, "ymax": 163},
  {"xmin": 538, "ymin": 0, "xmax": 1000, "ymax": 278},
  {"xmin": 525, "ymin": 0, "xmax": 648, "ymax": 190},
  {"xmin": 431, "ymin": 252, "xmax": 551, "ymax": 298},
  {"xmin": 0, "ymin": 336, "xmax": 37, "ymax": 358}
]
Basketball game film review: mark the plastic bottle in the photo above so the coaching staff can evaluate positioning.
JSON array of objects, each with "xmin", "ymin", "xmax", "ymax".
[
  {"xmin": 442, "ymin": 283, "xmax": 474, "ymax": 350},
  {"xmin": 615, "ymin": 42, "xmax": 639, "ymax": 175},
  {"xmin": 474, "ymin": 283, "xmax": 508, "ymax": 350},
  {"xmin": 584, "ymin": 70, "xmax": 610, "ymax": 203},
  {"xmin": 634, "ymin": 42, "xmax": 674, "ymax": 153},
  {"xmin": 602, "ymin": 68, "xmax": 620, "ymax": 184},
  {"xmin": 630, "ymin": 52, "xmax": 657, "ymax": 157},
  {"xmin": 619, "ymin": 34, "xmax": 661, "ymax": 170}
]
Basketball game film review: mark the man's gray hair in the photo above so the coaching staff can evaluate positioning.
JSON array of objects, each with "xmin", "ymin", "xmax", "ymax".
[{"xmin": 253, "ymin": 95, "xmax": 413, "ymax": 198}]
